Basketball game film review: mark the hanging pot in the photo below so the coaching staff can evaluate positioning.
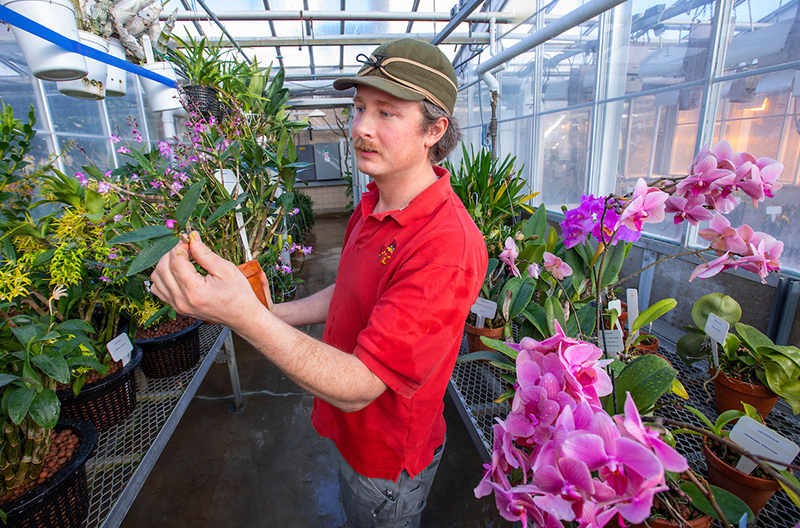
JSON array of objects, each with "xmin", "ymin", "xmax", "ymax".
[
  {"xmin": 183, "ymin": 84, "xmax": 218, "ymax": 116},
  {"xmin": 711, "ymin": 368, "xmax": 779, "ymax": 418},
  {"xmin": 56, "ymin": 31, "xmax": 108, "ymax": 100},
  {"xmin": 1, "ymin": 417, "xmax": 97, "ymax": 528},
  {"xmin": 702, "ymin": 441, "xmax": 781, "ymax": 515},
  {"xmin": 1, "ymin": 0, "xmax": 88, "ymax": 81},
  {"xmin": 464, "ymin": 322, "xmax": 504, "ymax": 353},
  {"xmin": 105, "ymin": 37, "xmax": 127, "ymax": 97},
  {"xmin": 139, "ymin": 61, "xmax": 182, "ymax": 112}
]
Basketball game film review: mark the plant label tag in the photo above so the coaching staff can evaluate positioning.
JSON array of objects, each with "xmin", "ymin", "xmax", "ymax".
[
  {"xmin": 626, "ymin": 289, "xmax": 639, "ymax": 336},
  {"xmin": 597, "ymin": 329, "xmax": 624, "ymax": 354},
  {"xmin": 705, "ymin": 312, "xmax": 729, "ymax": 344},
  {"xmin": 730, "ymin": 415, "xmax": 799, "ymax": 474},
  {"xmin": 471, "ymin": 297, "xmax": 497, "ymax": 327},
  {"xmin": 608, "ymin": 299, "xmax": 622, "ymax": 316},
  {"xmin": 738, "ymin": 513, "xmax": 747, "ymax": 528},
  {"xmin": 107, "ymin": 333, "xmax": 133, "ymax": 366}
]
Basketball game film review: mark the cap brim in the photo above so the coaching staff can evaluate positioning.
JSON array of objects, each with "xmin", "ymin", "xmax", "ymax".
[{"xmin": 333, "ymin": 76, "xmax": 426, "ymax": 103}]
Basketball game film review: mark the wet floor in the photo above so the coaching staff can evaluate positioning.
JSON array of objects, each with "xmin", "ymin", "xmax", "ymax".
[{"xmin": 121, "ymin": 214, "xmax": 508, "ymax": 528}]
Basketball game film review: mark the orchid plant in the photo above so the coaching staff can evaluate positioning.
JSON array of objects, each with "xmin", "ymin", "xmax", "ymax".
[{"xmin": 474, "ymin": 324, "xmax": 689, "ymax": 528}]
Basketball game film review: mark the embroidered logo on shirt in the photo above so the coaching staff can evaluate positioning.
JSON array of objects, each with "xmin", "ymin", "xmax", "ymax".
[{"xmin": 379, "ymin": 240, "xmax": 397, "ymax": 265}]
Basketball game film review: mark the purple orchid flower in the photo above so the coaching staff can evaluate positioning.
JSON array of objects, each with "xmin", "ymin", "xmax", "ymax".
[
  {"xmin": 618, "ymin": 179, "xmax": 669, "ymax": 232},
  {"xmin": 665, "ymin": 195, "xmax": 714, "ymax": 226}
]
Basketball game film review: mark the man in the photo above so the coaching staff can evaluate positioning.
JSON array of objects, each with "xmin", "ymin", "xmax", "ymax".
[{"xmin": 150, "ymin": 38, "xmax": 487, "ymax": 528}]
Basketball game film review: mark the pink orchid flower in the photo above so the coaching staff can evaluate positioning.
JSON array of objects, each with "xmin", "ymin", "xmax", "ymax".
[
  {"xmin": 689, "ymin": 251, "xmax": 732, "ymax": 282},
  {"xmin": 543, "ymin": 252, "xmax": 572, "ymax": 280},
  {"xmin": 618, "ymin": 179, "xmax": 669, "ymax": 232},
  {"xmin": 710, "ymin": 161, "xmax": 765, "ymax": 208},
  {"xmin": 664, "ymin": 195, "xmax": 714, "ymax": 226},
  {"xmin": 697, "ymin": 214, "xmax": 747, "ymax": 253},
  {"xmin": 614, "ymin": 393, "xmax": 688, "ymax": 473},
  {"xmin": 165, "ymin": 219, "xmax": 178, "ymax": 230},
  {"xmin": 611, "ymin": 472, "xmax": 669, "ymax": 525},
  {"xmin": 675, "ymin": 168, "xmax": 729, "ymax": 198},
  {"xmin": 499, "ymin": 237, "xmax": 521, "ymax": 277},
  {"xmin": 528, "ymin": 263, "xmax": 540, "ymax": 279},
  {"xmin": 559, "ymin": 343, "xmax": 613, "ymax": 407},
  {"xmin": 529, "ymin": 458, "xmax": 596, "ymax": 522},
  {"xmin": 759, "ymin": 160, "xmax": 784, "ymax": 198}
]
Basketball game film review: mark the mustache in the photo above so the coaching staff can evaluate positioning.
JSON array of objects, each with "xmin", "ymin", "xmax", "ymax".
[{"xmin": 353, "ymin": 137, "xmax": 381, "ymax": 155}]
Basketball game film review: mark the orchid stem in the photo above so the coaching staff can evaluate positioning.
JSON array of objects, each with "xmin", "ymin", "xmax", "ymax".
[
  {"xmin": 682, "ymin": 470, "xmax": 730, "ymax": 528},
  {"xmin": 610, "ymin": 248, "xmax": 709, "ymax": 290}
]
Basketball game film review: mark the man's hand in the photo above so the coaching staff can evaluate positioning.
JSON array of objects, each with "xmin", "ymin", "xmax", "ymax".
[{"xmin": 149, "ymin": 231, "xmax": 263, "ymax": 328}]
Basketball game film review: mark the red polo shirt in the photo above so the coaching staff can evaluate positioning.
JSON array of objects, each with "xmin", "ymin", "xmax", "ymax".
[{"xmin": 312, "ymin": 165, "xmax": 487, "ymax": 481}]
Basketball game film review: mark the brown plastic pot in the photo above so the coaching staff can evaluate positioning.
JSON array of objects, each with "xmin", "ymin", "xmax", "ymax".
[
  {"xmin": 712, "ymin": 369, "xmax": 779, "ymax": 418},
  {"xmin": 635, "ymin": 332, "xmax": 660, "ymax": 352},
  {"xmin": 464, "ymin": 323, "xmax": 503, "ymax": 353},
  {"xmin": 629, "ymin": 513, "xmax": 713, "ymax": 528},
  {"xmin": 702, "ymin": 441, "xmax": 781, "ymax": 514}
]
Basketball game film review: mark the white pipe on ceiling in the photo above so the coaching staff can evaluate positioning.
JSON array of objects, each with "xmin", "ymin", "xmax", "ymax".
[
  {"xmin": 222, "ymin": 33, "xmax": 490, "ymax": 47},
  {"xmin": 475, "ymin": 0, "xmax": 630, "ymax": 92}
]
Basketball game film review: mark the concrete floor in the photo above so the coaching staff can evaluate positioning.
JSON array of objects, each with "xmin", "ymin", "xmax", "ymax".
[{"xmin": 121, "ymin": 214, "xmax": 508, "ymax": 528}]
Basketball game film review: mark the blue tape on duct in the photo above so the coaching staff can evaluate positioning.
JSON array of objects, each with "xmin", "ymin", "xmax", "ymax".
[{"xmin": 0, "ymin": 4, "xmax": 177, "ymax": 87}]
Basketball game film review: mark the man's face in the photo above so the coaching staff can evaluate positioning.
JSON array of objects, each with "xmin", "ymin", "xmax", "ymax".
[{"xmin": 351, "ymin": 85, "xmax": 436, "ymax": 180}]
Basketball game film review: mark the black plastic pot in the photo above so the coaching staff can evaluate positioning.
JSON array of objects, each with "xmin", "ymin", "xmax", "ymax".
[
  {"xmin": 183, "ymin": 85, "xmax": 217, "ymax": 116},
  {"xmin": 136, "ymin": 318, "xmax": 203, "ymax": 378},
  {"xmin": 56, "ymin": 346, "xmax": 142, "ymax": 431},
  {"xmin": 2, "ymin": 417, "xmax": 97, "ymax": 528}
]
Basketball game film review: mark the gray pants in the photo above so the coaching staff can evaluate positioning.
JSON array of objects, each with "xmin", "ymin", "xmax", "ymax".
[{"xmin": 333, "ymin": 438, "xmax": 445, "ymax": 528}]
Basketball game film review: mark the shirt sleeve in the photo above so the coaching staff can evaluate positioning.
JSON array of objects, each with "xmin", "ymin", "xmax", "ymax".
[{"xmin": 353, "ymin": 261, "xmax": 480, "ymax": 399}]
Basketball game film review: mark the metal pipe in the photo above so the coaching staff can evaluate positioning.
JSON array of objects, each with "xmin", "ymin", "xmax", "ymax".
[
  {"xmin": 475, "ymin": 0, "xmax": 630, "ymax": 92},
  {"xmin": 225, "ymin": 33, "xmax": 490, "ymax": 47},
  {"xmin": 164, "ymin": 10, "xmax": 514, "ymax": 22},
  {"xmin": 192, "ymin": 0, "xmax": 252, "ymax": 64}
]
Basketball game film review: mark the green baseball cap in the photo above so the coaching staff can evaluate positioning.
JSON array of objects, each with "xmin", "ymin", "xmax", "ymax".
[{"xmin": 333, "ymin": 39, "xmax": 458, "ymax": 115}]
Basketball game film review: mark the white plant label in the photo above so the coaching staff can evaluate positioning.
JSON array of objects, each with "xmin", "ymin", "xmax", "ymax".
[
  {"xmin": 730, "ymin": 415, "xmax": 799, "ymax": 474},
  {"xmin": 107, "ymin": 333, "xmax": 133, "ymax": 366},
  {"xmin": 597, "ymin": 329, "xmax": 624, "ymax": 354},
  {"xmin": 471, "ymin": 297, "xmax": 497, "ymax": 329},
  {"xmin": 738, "ymin": 513, "xmax": 748, "ymax": 528},
  {"xmin": 766, "ymin": 205, "xmax": 782, "ymax": 222},
  {"xmin": 626, "ymin": 289, "xmax": 639, "ymax": 336},
  {"xmin": 705, "ymin": 312, "xmax": 729, "ymax": 368},
  {"xmin": 608, "ymin": 299, "xmax": 622, "ymax": 316}
]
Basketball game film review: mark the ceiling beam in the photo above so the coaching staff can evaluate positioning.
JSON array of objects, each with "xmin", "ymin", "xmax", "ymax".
[
  {"xmin": 163, "ymin": 10, "xmax": 515, "ymax": 22},
  {"xmin": 431, "ymin": 0, "xmax": 485, "ymax": 45}
]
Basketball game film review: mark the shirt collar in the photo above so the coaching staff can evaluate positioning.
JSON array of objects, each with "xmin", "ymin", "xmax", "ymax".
[{"xmin": 360, "ymin": 165, "xmax": 453, "ymax": 227}]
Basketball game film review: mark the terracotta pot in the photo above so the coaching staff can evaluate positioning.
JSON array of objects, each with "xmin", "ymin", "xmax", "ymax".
[
  {"xmin": 238, "ymin": 260, "xmax": 272, "ymax": 309},
  {"xmin": 712, "ymin": 369, "xmax": 779, "ymax": 418},
  {"xmin": 635, "ymin": 332, "xmax": 660, "ymax": 352},
  {"xmin": 702, "ymin": 441, "xmax": 781, "ymax": 514},
  {"xmin": 629, "ymin": 513, "xmax": 713, "ymax": 528},
  {"xmin": 465, "ymin": 323, "xmax": 503, "ymax": 353}
]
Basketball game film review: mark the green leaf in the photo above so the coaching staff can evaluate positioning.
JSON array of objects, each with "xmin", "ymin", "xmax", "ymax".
[
  {"xmin": 174, "ymin": 179, "xmax": 206, "ymax": 228},
  {"xmin": 32, "ymin": 248, "xmax": 56, "ymax": 267},
  {"xmin": 0, "ymin": 374, "xmax": 18, "ymax": 388},
  {"xmin": 11, "ymin": 323, "xmax": 45, "ymax": 350},
  {"xmin": 680, "ymin": 481, "xmax": 752, "ymax": 523},
  {"xmin": 614, "ymin": 354, "xmax": 676, "ymax": 413},
  {"xmin": 56, "ymin": 319, "xmax": 96, "ymax": 334},
  {"xmin": 125, "ymin": 235, "xmax": 180, "ymax": 276},
  {"xmin": 734, "ymin": 323, "xmax": 774, "ymax": 353},
  {"xmin": 544, "ymin": 296, "xmax": 566, "ymax": 336},
  {"xmin": 631, "ymin": 298, "xmax": 677, "ymax": 333},
  {"xmin": 65, "ymin": 355, "xmax": 107, "ymax": 375},
  {"xmin": 30, "ymin": 351, "xmax": 70, "ymax": 384},
  {"xmin": 691, "ymin": 292, "xmax": 741, "ymax": 329},
  {"xmin": 108, "ymin": 225, "xmax": 175, "ymax": 245},
  {"xmin": 28, "ymin": 389, "xmax": 60, "ymax": 429},
  {"xmin": 509, "ymin": 278, "xmax": 536, "ymax": 319},
  {"xmin": 545, "ymin": 226, "xmax": 558, "ymax": 254},
  {"xmin": 205, "ymin": 193, "xmax": 249, "ymax": 227},
  {"xmin": 84, "ymin": 189, "xmax": 104, "ymax": 215},
  {"xmin": 521, "ymin": 305, "xmax": 548, "ymax": 338},
  {"xmin": 522, "ymin": 205, "xmax": 547, "ymax": 240},
  {"xmin": 599, "ymin": 242, "xmax": 627, "ymax": 288},
  {"xmin": 778, "ymin": 469, "xmax": 800, "ymax": 509},
  {"xmin": 8, "ymin": 386, "xmax": 35, "ymax": 424},
  {"xmin": 676, "ymin": 333, "xmax": 707, "ymax": 365},
  {"xmin": 478, "ymin": 336, "xmax": 519, "ymax": 360}
]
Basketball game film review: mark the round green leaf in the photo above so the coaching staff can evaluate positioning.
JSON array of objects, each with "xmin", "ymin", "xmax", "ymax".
[
  {"xmin": 8, "ymin": 386, "xmax": 36, "ymax": 425},
  {"xmin": 691, "ymin": 293, "xmax": 741, "ymax": 329},
  {"xmin": 29, "ymin": 389, "xmax": 60, "ymax": 429}
]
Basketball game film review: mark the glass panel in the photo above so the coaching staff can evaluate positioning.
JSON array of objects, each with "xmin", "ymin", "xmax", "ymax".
[
  {"xmin": 60, "ymin": 136, "xmax": 113, "ymax": 175},
  {"xmin": 106, "ymin": 73, "xmax": 145, "ymax": 140},
  {"xmin": 43, "ymin": 82, "xmax": 106, "ymax": 134},
  {"xmin": 498, "ymin": 118, "xmax": 533, "ymax": 200},
  {"xmin": 500, "ymin": 51, "xmax": 535, "ymax": 119},
  {"xmin": 628, "ymin": 0, "xmax": 716, "ymax": 96},
  {"xmin": 0, "ymin": 37, "xmax": 41, "ymax": 119},
  {"xmin": 540, "ymin": 108, "xmax": 592, "ymax": 208},
  {"xmin": 723, "ymin": 0, "xmax": 794, "ymax": 76}
]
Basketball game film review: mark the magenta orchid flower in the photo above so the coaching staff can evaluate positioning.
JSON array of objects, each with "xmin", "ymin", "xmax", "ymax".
[
  {"xmin": 559, "ymin": 343, "xmax": 613, "ymax": 407},
  {"xmin": 543, "ymin": 252, "xmax": 572, "ymax": 280},
  {"xmin": 165, "ymin": 219, "xmax": 178, "ymax": 230},
  {"xmin": 499, "ymin": 237, "xmax": 521, "ymax": 277},
  {"xmin": 618, "ymin": 179, "xmax": 669, "ymax": 232}
]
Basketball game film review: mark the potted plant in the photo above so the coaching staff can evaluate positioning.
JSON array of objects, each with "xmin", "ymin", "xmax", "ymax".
[
  {"xmin": 167, "ymin": 32, "xmax": 232, "ymax": 115},
  {"xmin": 0, "ymin": 313, "xmax": 99, "ymax": 526},
  {"xmin": 0, "ymin": 104, "xmax": 146, "ymax": 430},
  {"xmin": 676, "ymin": 293, "xmax": 800, "ymax": 417}
]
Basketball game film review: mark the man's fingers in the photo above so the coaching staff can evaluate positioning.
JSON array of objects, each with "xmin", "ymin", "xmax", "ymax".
[{"xmin": 186, "ymin": 231, "xmax": 226, "ymax": 274}]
